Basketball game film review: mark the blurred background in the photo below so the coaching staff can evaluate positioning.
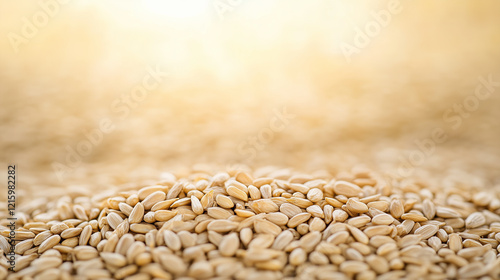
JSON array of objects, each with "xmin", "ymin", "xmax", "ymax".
[{"xmin": 1, "ymin": 0, "xmax": 500, "ymax": 200}]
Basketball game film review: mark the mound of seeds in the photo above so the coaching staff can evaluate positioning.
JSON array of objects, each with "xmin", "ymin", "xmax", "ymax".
[{"xmin": 2, "ymin": 169, "xmax": 500, "ymax": 280}]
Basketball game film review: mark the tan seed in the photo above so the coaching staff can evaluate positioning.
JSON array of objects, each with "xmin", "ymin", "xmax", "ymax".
[
  {"xmin": 219, "ymin": 232, "xmax": 240, "ymax": 256},
  {"xmin": 333, "ymin": 181, "xmax": 362, "ymax": 197}
]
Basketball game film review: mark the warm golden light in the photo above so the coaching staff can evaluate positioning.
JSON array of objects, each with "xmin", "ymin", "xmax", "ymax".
[{"xmin": 141, "ymin": 0, "xmax": 211, "ymax": 19}]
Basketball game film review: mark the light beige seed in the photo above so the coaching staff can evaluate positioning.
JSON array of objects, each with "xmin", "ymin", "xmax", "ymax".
[
  {"xmin": 207, "ymin": 220, "xmax": 238, "ymax": 233},
  {"xmin": 234, "ymin": 209, "xmax": 255, "ymax": 218},
  {"xmin": 397, "ymin": 234, "xmax": 421, "ymax": 248},
  {"xmin": 73, "ymin": 205, "xmax": 89, "ymax": 220},
  {"xmin": 390, "ymin": 199, "xmax": 404, "ymax": 219},
  {"xmin": 423, "ymin": 199, "xmax": 436, "ymax": 219},
  {"xmin": 167, "ymin": 182, "xmax": 183, "ymax": 200},
  {"xmin": 219, "ymin": 232, "xmax": 240, "ymax": 256},
  {"xmin": 436, "ymin": 228, "xmax": 448, "ymax": 243},
  {"xmin": 226, "ymin": 186, "xmax": 248, "ymax": 201},
  {"xmin": 310, "ymin": 251, "xmax": 329, "ymax": 265},
  {"xmin": 60, "ymin": 227, "xmax": 82, "ymax": 239},
  {"xmin": 457, "ymin": 246, "xmax": 486, "ymax": 258},
  {"xmin": 366, "ymin": 255, "xmax": 389, "ymax": 274},
  {"xmin": 287, "ymin": 213, "xmax": 311, "ymax": 228},
  {"xmin": 240, "ymin": 228, "xmax": 253, "ymax": 247},
  {"xmin": 0, "ymin": 235, "xmax": 11, "ymax": 253},
  {"xmin": 102, "ymin": 233, "xmax": 119, "ymax": 252},
  {"xmin": 340, "ymin": 260, "xmax": 369, "ymax": 274},
  {"xmin": 325, "ymin": 197, "xmax": 344, "ymax": 208},
  {"xmin": 107, "ymin": 212, "xmax": 124, "ymax": 230},
  {"xmin": 34, "ymin": 231, "xmax": 53, "ymax": 246},
  {"xmin": 327, "ymin": 230, "xmax": 350, "ymax": 245},
  {"xmin": 448, "ymin": 233, "xmax": 462, "ymax": 252},
  {"xmin": 333, "ymin": 181, "xmax": 362, "ymax": 197},
  {"xmin": 414, "ymin": 224, "xmax": 439, "ymax": 240},
  {"xmin": 135, "ymin": 252, "xmax": 152, "ymax": 266},
  {"xmin": 188, "ymin": 261, "xmax": 214, "ymax": 278},
  {"xmin": 215, "ymin": 194, "xmax": 234, "ymax": 208},
  {"xmin": 272, "ymin": 230, "xmax": 294, "ymax": 250},
  {"xmin": 207, "ymin": 207, "xmax": 232, "ymax": 219},
  {"xmin": 289, "ymin": 183, "xmax": 310, "ymax": 194},
  {"xmin": 445, "ymin": 253, "xmax": 468, "ymax": 267},
  {"xmin": 138, "ymin": 185, "xmax": 164, "ymax": 200},
  {"xmin": 36, "ymin": 268, "xmax": 61, "ymax": 280},
  {"xmin": 177, "ymin": 231, "xmax": 196, "ymax": 248},
  {"xmin": 372, "ymin": 213, "xmax": 395, "ymax": 225},
  {"xmin": 251, "ymin": 199, "xmax": 279, "ymax": 213},
  {"xmin": 13, "ymin": 230, "xmax": 35, "ymax": 240},
  {"xmin": 159, "ymin": 254, "xmax": 187, "ymax": 275},
  {"xmin": 364, "ymin": 226, "xmax": 393, "ymax": 237},
  {"xmin": 101, "ymin": 252, "xmax": 127, "ymax": 267},
  {"xmin": 142, "ymin": 191, "xmax": 166, "ymax": 210},
  {"xmin": 254, "ymin": 219, "xmax": 282, "ymax": 236},
  {"xmin": 14, "ymin": 239, "xmax": 33, "ymax": 254},
  {"xmin": 115, "ymin": 265, "xmax": 138, "ymax": 279},
  {"xmin": 287, "ymin": 197, "xmax": 313, "ymax": 208},
  {"xmin": 306, "ymin": 205, "xmax": 325, "ymax": 218},
  {"xmin": 465, "ymin": 212, "xmax": 486, "ymax": 229},
  {"xmin": 116, "ymin": 234, "xmax": 134, "ymax": 255},
  {"xmin": 300, "ymin": 231, "xmax": 321, "ymax": 252},
  {"xmin": 126, "ymin": 242, "xmax": 146, "ymax": 264},
  {"xmin": 154, "ymin": 210, "xmax": 177, "ymax": 222},
  {"xmin": 50, "ymin": 222, "xmax": 69, "ymax": 234},
  {"xmin": 280, "ymin": 203, "xmax": 302, "ymax": 218},
  {"xmin": 348, "ymin": 225, "xmax": 369, "ymax": 244},
  {"xmin": 367, "ymin": 200, "xmax": 389, "ymax": 212},
  {"xmin": 297, "ymin": 223, "xmax": 309, "ymax": 235},
  {"xmin": 151, "ymin": 199, "xmax": 177, "ymax": 211},
  {"xmin": 130, "ymin": 223, "xmax": 156, "ymax": 234},
  {"xmin": 348, "ymin": 216, "xmax": 372, "ymax": 228},
  {"xmin": 245, "ymin": 185, "xmax": 260, "ymax": 201},
  {"xmin": 445, "ymin": 218, "xmax": 465, "ymax": 229},
  {"xmin": 428, "ymin": 236, "xmax": 442, "ymax": 251},
  {"xmin": 346, "ymin": 198, "xmax": 368, "ymax": 213},
  {"xmin": 129, "ymin": 203, "xmax": 145, "ymax": 224},
  {"xmin": 309, "ymin": 217, "xmax": 326, "ymax": 232},
  {"xmin": 289, "ymin": 248, "xmax": 307, "ymax": 266},
  {"xmin": 235, "ymin": 171, "xmax": 253, "ymax": 185},
  {"xmin": 260, "ymin": 184, "xmax": 272, "ymax": 199},
  {"xmin": 457, "ymin": 262, "xmax": 487, "ymax": 278},
  {"xmin": 333, "ymin": 209, "xmax": 349, "ymax": 222},
  {"xmin": 401, "ymin": 212, "xmax": 428, "ymax": 222},
  {"xmin": 163, "ymin": 230, "xmax": 181, "ymax": 251},
  {"xmin": 266, "ymin": 212, "xmax": 289, "ymax": 226},
  {"xmin": 31, "ymin": 256, "xmax": 62, "ymax": 270},
  {"xmin": 306, "ymin": 188, "xmax": 323, "ymax": 203},
  {"xmin": 377, "ymin": 242, "xmax": 397, "ymax": 256},
  {"xmin": 39, "ymin": 235, "xmax": 61, "ymax": 253},
  {"xmin": 61, "ymin": 237, "xmax": 78, "ymax": 247},
  {"xmin": 436, "ymin": 207, "xmax": 461, "ymax": 218},
  {"xmin": 73, "ymin": 245, "xmax": 98, "ymax": 260},
  {"xmin": 191, "ymin": 196, "xmax": 204, "ymax": 215}
]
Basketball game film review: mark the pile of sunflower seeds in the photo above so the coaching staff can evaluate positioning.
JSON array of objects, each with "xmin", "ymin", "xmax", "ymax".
[{"xmin": 1, "ymin": 169, "xmax": 500, "ymax": 279}]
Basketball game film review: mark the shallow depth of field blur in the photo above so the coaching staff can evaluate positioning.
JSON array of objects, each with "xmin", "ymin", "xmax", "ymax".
[{"xmin": 1, "ymin": 1, "xmax": 500, "ymax": 201}]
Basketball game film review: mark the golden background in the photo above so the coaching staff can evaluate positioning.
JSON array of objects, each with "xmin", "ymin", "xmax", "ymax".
[{"xmin": 1, "ymin": 1, "xmax": 499, "ymax": 202}]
